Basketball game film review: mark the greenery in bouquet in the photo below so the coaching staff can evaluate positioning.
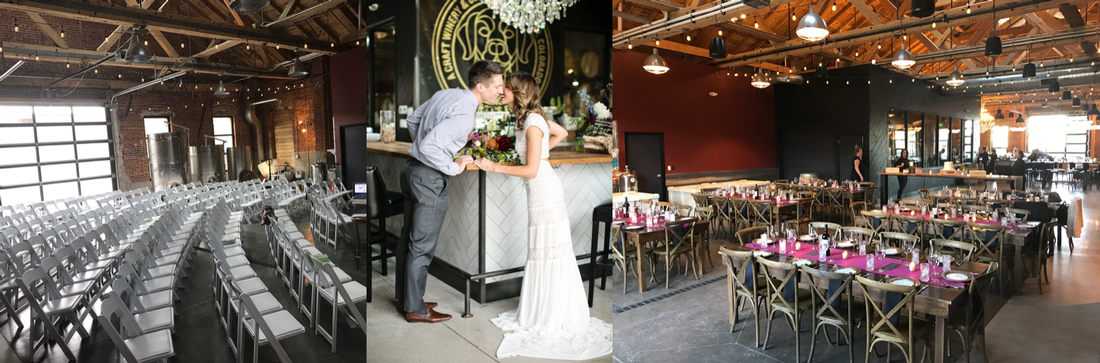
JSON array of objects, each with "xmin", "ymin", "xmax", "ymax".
[
  {"xmin": 574, "ymin": 86, "xmax": 613, "ymax": 152},
  {"xmin": 456, "ymin": 115, "xmax": 520, "ymax": 164}
]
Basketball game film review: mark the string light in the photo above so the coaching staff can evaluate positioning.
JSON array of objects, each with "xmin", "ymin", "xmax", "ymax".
[
  {"xmin": 276, "ymin": 44, "xmax": 281, "ymax": 49},
  {"xmin": 832, "ymin": 1, "xmax": 836, "ymax": 11},
  {"xmin": 60, "ymin": 27, "xmax": 65, "ymax": 38},
  {"xmin": 181, "ymin": 42, "xmax": 185, "ymax": 49},
  {"xmin": 13, "ymin": 20, "xmax": 18, "ymax": 32},
  {"xmin": 755, "ymin": 16, "xmax": 759, "ymax": 28}
]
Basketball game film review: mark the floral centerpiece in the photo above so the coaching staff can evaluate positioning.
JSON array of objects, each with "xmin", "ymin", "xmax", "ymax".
[
  {"xmin": 455, "ymin": 112, "xmax": 521, "ymax": 164},
  {"xmin": 572, "ymin": 85, "xmax": 614, "ymax": 153}
]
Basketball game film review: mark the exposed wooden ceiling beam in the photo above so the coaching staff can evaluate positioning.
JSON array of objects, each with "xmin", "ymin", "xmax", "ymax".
[
  {"xmin": 0, "ymin": 0, "xmax": 342, "ymax": 54},
  {"xmin": 849, "ymin": 0, "xmax": 886, "ymax": 25},
  {"xmin": 718, "ymin": 22, "xmax": 786, "ymax": 42},
  {"xmin": 0, "ymin": 76, "xmax": 244, "ymax": 93},
  {"xmin": 714, "ymin": 0, "xmax": 1085, "ymax": 68},
  {"xmin": 280, "ymin": 0, "xmax": 299, "ymax": 19},
  {"xmin": 264, "ymin": 0, "xmax": 349, "ymax": 28},
  {"xmin": 622, "ymin": 0, "xmax": 681, "ymax": 13},
  {"xmin": 0, "ymin": 41, "xmax": 292, "ymax": 79},
  {"xmin": 24, "ymin": 12, "xmax": 69, "ymax": 49},
  {"xmin": 193, "ymin": 40, "xmax": 242, "ymax": 58},
  {"xmin": 615, "ymin": 9, "xmax": 654, "ymax": 24},
  {"xmin": 147, "ymin": 29, "xmax": 181, "ymax": 58}
]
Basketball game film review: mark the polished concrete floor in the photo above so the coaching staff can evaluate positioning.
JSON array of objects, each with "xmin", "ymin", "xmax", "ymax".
[
  {"xmin": 366, "ymin": 228, "xmax": 614, "ymax": 363},
  {"xmin": 612, "ymin": 186, "xmax": 1100, "ymax": 363},
  {"xmin": 0, "ymin": 211, "xmax": 367, "ymax": 363}
]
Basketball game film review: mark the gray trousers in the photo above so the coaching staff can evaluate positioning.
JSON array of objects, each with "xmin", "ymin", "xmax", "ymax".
[{"xmin": 396, "ymin": 158, "xmax": 450, "ymax": 315}]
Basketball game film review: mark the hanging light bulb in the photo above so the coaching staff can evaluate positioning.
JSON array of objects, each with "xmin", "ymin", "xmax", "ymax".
[
  {"xmin": 60, "ymin": 27, "xmax": 65, "ymax": 38},
  {"xmin": 832, "ymin": 1, "xmax": 837, "ymax": 11},
  {"xmin": 13, "ymin": 21, "xmax": 18, "ymax": 32},
  {"xmin": 628, "ymin": 43, "xmax": 633, "ymax": 49},
  {"xmin": 754, "ymin": 16, "xmax": 759, "ymax": 28},
  {"xmin": 181, "ymin": 41, "xmax": 185, "ymax": 49},
  {"xmin": 796, "ymin": 5, "xmax": 830, "ymax": 42},
  {"xmin": 643, "ymin": 49, "xmax": 669, "ymax": 74}
]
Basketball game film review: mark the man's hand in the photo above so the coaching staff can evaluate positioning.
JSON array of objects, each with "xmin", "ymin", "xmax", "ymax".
[{"xmin": 454, "ymin": 155, "xmax": 474, "ymax": 175}]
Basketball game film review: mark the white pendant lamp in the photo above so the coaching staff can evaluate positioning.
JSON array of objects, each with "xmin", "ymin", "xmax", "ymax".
[{"xmin": 751, "ymin": 71, "xmax": 771, "ymax": 89}]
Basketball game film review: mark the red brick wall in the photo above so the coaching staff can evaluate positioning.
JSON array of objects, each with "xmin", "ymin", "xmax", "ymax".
[
  {"xmin": 253, "ymin": 60, "xmax": 332, "ymax": 154},
  {"xmin": 115, "ymin": 91, "xmax": 249, "ymax": 183}
]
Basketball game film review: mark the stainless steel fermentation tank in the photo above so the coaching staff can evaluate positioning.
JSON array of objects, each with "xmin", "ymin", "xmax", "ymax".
[
  {"xmin": 225, "ymin": 146, "xmax": 253, "ymax": 180},
  {"xmin": 147, "ymin": 132, "xmax": 190, "ymax": 191},
  {"xmin": 189, "ymin": 145, "xmax": 226, "ymax": 184}
]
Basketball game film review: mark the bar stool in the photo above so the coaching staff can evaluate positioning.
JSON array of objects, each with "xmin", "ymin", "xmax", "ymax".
[
  {"xmin": 355, "ymin": 166, "xmax": 405, "ymax": 303},
  {"xmin": 587, "ymin": 203, "xmax": 614, "ymax": 307}
]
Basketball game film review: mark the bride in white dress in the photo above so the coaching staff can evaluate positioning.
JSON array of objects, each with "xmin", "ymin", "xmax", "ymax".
[{"xmin": 473, "ymin": 72, "xmax": 613, "ymax": 360}]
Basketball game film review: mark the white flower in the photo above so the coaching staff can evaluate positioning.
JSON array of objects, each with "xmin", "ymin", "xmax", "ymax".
[
  {"xmin": 474, "ymin": 140, "xmax": 482, "ymax": 147},
  {"xmin": 592, "ymin": 102, "xmax": 611, "ymax": 120}
]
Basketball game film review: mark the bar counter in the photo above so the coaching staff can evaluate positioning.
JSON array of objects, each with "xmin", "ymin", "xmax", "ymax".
[
  {"xmin": 364, "ymin": 141, "xmax": 612, "ymax": 302},
  {"xmin": 877, "ymin": 171, "xmax": 1024, "ymax": 202}
]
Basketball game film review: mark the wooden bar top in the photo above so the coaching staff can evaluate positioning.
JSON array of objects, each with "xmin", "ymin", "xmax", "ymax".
[
  {"xmin": 877, "ymin": 171, "xmax": 1020, "ymax": 181},
  {"xmin": 366, "ymin": 141, "xmax": 612, "ymax": 170}
]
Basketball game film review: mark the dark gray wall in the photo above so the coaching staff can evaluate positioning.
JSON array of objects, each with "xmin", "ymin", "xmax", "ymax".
[
  {"xmin": 866, "ymin": 66, "xmax": 981, "ymax": 199},
  {"xmin": 775, "ymin": 65, "xmax": 981, "ymax": 200}
]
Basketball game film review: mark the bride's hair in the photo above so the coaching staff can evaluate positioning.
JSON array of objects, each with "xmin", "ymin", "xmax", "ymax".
[{"xmin": 505, "ymin": 72, "xmax": 546, "ymax": 130}]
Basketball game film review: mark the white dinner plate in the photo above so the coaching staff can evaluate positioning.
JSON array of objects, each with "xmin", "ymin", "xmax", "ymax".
[
  {"xmin": 831, "ymin": 266, "xmax": 859, "ymax": 275},
  {"xmin": 1015, "ymin": 224, "xmax": 1034, "ymax": 229},
  {"xmin": 881, "ymin": 247, "xmax": 900, "ymax": 255},
  {"xmin": 623, "ymin": 225, "xmax": 644, "ymax": 230},
  {"xmin": 792, "ymin": 258, "xmax": 816, "ymax": 267},
  {"xmin": 612, "ymin": 220, "xmax": 624, "ymax": 225},
  {"xmin": 888, "ymin": 277, "xmax": 919, "ymax": 287},
  {"xmin": 836, "ymin": 241, "xmax": 855, "ymax": 248},
  {"xmin": 943, "ymin": 271, "xmax": 973, "ymax": 282},
  {"xmin": 799, "ymin": 235, "xmax": 816, "ymax": 242},
  {"xmin": 753, "ymin": 250, "xmax": 774, "ymax": 257}
]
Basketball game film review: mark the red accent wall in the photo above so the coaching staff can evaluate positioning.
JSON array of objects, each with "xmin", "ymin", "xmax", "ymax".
[
  {"xmin": 613, "ymin": 50, "xmax": 776, "ymax": 174},
  {"xmin": 329, "ymin": 47, "xmax": 369, "ymax": 165}
]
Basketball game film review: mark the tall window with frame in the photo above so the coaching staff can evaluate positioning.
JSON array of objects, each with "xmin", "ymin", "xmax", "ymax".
[
  {"xmin": 0, "ymin": 105, "xmax": 116, "ymax": 205},
  {"xmin": 144, "ymin": 117, "xmax": 170, "ymax": 136},
  {"xmin": 213, "ymin": 117, "xmax": 234, "ymax": 147},
  {"xmin": 991, "ymin": 126, "xmax": 1009, "ymax": 156},
  {"xmin": 1027, "ymin": 115, "xmax": 1090, "ymax": 160}
]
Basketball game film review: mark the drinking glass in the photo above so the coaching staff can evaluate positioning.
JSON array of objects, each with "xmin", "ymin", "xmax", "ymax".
[{"xmin": 920, "ymin": 263, "xmax": 930, "ymax": 281}]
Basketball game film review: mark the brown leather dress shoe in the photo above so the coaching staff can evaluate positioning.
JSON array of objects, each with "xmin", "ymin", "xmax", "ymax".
[
  {"xmin": 406, "ymin": 306, "xmax": 452, "ymax": 323},
  {"xmin": 395, "ymin": 300, "xmax": 438, "ymax": 314}
]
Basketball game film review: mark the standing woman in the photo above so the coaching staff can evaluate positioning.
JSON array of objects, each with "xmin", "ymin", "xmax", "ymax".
[
  {"xmin": 895, "ymin": 149, "xmax": 911, "ymax": 200},
  {"xmin": 850, "ymin": 145, "xmax": 865, "ymax": 182}
]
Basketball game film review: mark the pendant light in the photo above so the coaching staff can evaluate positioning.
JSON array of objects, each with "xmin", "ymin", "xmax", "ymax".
[
  {"xmin": 1062, "ymin": 91, "xmax": 1072, "ymax": 100},
  {"xmin": 643, "ymin": 48, "xmax": 669, "ymax": 74},
  {"xmin": 214, "ymin": 81, "xmax": 230, "ymax": 98},
  {"xmin": 1023, "ymin": 46, "xmax": 1036, "ymax": 77},
  {"xmin": 946, "ymin": 68, "xmax": 965, "ymax": 86},
  {"xmin": 288, "ymin": 57, "xmax": 309, "ymax": 78},
  {"xmin": 1015, "ymin": 113, "xmax": 1025, "ymax": 123},
  {"xmin": 892, "ymin": 43, "xmax": 915, "ymax": 69},
  {"xmin": 125, "ymin": 27, "xmax": 153, "ymax": 63},
  {"xmin": 1049, "ymin": 79, "xmax": 1060, "ymax": 92},
  {"xmin": 796, "ymin": 5, "xmax": 829, "ymax": 41},
  {"xmin": 1074, "ymin": 98, "xmax": 1082, "ymax": 106},
  {"xmin": 751, "ymin": 70, "xmax": 771, "ymax": 89},
  {"xmin": 994, "ymin": 109, "xmax": 1005, "ymax": 119},
  {"xmin": 1089, "ymin": 104, "xmax": 1100, "ymax": 117}
]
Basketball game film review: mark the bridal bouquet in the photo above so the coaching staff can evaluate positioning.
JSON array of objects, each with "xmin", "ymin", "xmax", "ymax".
[{"xmin": 456, "ymin": 114, "xmax": 521, "ymax": 164}]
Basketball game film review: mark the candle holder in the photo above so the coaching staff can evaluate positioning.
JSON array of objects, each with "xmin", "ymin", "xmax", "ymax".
[{"xmin": 842, "ymin": 250, "xmax": 848, "ymax": 260}]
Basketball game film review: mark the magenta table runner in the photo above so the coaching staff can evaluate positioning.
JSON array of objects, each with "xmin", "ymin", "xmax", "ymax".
[{"xmin": 745, "ymin": 241, "xmax": 968, "ymax": 289}]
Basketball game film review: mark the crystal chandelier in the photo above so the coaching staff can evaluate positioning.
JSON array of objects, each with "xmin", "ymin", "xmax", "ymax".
[
  {"xmin": 979, "ymin": 108, "xmax": 996, "ymax": 133},
  {"xmin": 483, "ymin": 0, "xmax": 578, "ymax": 34}
]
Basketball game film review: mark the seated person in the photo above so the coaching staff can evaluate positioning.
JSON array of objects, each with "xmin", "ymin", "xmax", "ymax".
[{"xmin": 1027, "ymin": 148, "xmax": 1052, "ymax": 161}]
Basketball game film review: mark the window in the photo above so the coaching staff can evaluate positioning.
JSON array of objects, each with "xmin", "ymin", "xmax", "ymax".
[
  {"xmin": 144, "ymin": 117, "xmax": 169, "ymax": 136},
  {"xmin": 991, "ymin": 126, "xmax": 1009, "ymax": 156},
  {"xmin": 1027, "ymin": 115, "xmax": 1090, "ymax": 160},
  {"xmin": 0, "ymin": 105, "xmax": 115, "ymax": 205},
  {"xmin": 213, "ymin": 117, "xmax": 234, "ymax": 147}
]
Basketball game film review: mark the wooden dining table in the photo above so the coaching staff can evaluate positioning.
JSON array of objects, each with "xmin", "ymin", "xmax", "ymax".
[
  {"xmin": 620, "ymin": 219, "xmax": 710, "ymax": 293},
  {"xmin": 732, "ymin": 242, "xmax": 991, "ymax": 363}
]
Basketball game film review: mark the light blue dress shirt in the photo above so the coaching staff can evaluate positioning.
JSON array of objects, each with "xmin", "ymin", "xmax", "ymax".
[{"xmin": 407, "ymin": 88, "xmax": 479, "ymax": 176}]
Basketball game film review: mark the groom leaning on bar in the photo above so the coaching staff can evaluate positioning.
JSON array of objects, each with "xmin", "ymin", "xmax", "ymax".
[{"xmin": 396, "ymin": 59, "xmax": 505, "ymax": 323}]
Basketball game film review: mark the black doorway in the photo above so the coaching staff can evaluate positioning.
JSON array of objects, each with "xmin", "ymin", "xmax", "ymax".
[
  {"xmin": 624, "ymin": 132, "xmax": 667, "ymax": 201},
  {"xmin": 341, "ymin": 123, "xmax": 369, "ymax": 190}
]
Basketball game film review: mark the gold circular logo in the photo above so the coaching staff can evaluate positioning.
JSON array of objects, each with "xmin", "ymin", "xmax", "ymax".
[{"xmin": 432, "ymin": 0, "xmax": 553, "ymax": 105}]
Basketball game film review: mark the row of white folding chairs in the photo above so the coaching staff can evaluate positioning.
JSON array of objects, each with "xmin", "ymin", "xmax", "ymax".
[
  {"xmin": 268, "ymin": 208, "xmax": 366, "ymax": 352},
  {"xmin": 1, "ymin": 200, "xmax": 200, "ymax": 362},
  {"xmin": 207, "ymin": 200, "xmax": 305, "ymax": 363}
]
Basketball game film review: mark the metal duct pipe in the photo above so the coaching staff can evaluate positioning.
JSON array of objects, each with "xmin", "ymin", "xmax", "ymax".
[
  {"xmin": 613, "ymin": 0, "xmax": 770, "ymax": 46},
  {"xmin": 913, "ymin": 27, "xmax": 1100, "ymax": 64},
  {"xmin": 943, "ymin": 66, "xmax": 1100, "ymax": 95},
  {"xmin": 245, "ymin": 98, "xmax": 279, "ymax": 166},
  {"xmin": 0, "ymin": 60, "xmax": 26, "ymax": 82}
]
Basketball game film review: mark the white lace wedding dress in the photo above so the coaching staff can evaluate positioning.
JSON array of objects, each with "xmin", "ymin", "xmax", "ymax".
[{"xmin": 490, "ymin": 113, "xmax": 613, "ymax": 360}]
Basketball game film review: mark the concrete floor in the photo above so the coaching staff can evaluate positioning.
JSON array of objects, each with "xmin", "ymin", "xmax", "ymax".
[
  {"xmin": 366, "ymin": 239, "xmax": 615, "ymax": 363},
  {"xmin": 612, "ymin": 186, "xmax": 1100, "ymax": 363},
  {"xmin": 0, "ymin": 211, "xmax": 367, "ymax": 363}
]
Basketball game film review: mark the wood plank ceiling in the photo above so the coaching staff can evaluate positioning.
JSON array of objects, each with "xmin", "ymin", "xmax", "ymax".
[
  {"xmin": 0, "ymin": 0, "xmax": 369, "ymax": 84},
  {"xmin": 614, "ymin": 0, "xmax": 1100, "ymax": 108}
]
